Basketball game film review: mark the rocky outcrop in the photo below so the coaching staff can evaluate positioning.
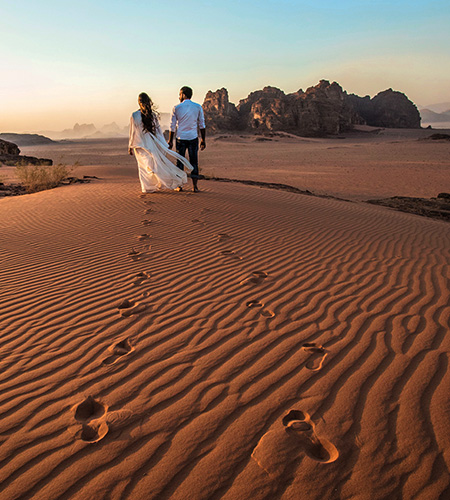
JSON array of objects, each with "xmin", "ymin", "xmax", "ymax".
[
  {"xmin": 202, "ymin": 82, "xmax": 421, "ymax": 136},
  {"xmin": 0, "ymin": 155, "xmax": 53, "ymax": 166},
  {"xmin": 203, "ymin": 88, "xmax": 240, "ymax": 132},
  {"xmin": 0, "ymin": 139, "xmax": 52, "ymax": 166},
  {"xmin": 284, "ymin": 80, "xmax": 356, "ymax": 136},
  {"xmin": 205, "ymin": 81, "xmax": 354, "ymax": 137},
  {"xmin": 348, "ymin": 89, "xmax": 421, "ymax": 128},
  {"xmin": 0, "ymin": 139, "xmax": 20, "ymax": 156},
  {"xmin": 237, "ymin": 86, "xmax": 289, "ymax": 131}
]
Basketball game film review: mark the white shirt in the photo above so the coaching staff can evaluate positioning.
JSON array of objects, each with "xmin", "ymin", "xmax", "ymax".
[{"xmin": 170, "ymin": 99, "xmax": 206, "ymax": 140}]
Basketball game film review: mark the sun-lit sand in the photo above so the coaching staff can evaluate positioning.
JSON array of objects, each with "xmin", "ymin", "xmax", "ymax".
[{"xmin": 1, "ymin": 130, "xmax": 450, "ymax": 499}]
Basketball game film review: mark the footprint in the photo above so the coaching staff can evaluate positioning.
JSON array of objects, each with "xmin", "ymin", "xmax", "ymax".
[
  {"xmin": 282, "ymin": 410, "xmax": 338, "ymax": 463},
  {"xmin": 128, "ymin": 248, "xmax": 141, "ymax": 261},
  {"xmin": 246, "ymin": 301, "xmax": 275, "ymax": 318},
  {"xmin": 117, "ymin": 299, "xmax": 145, "ymax": 317},
  {"xmin": 73, "ymin": 398, "xmax": 109, "ymax": 443},
  {"xmin": 118, "ymin": 299, "xmax": 134, "ymax": 309},
  {"xmin": 74, "ymin": 396, "xmax": 106, "ymax": 422},
  {"xmin": 72, "ymin": 397, "xmax": 133, "ymax": 444},
  {"xmin": 251, "ymin": 410, "xmax": 338, "ymax": 475},
  {"xmin": 282, "ymin": 410, "xmax": 306, "ymax": 425},
  {"xmin": 260, "ymin": 309, "xmax": 275, "ymax": 318},
  {"xmin": 133, "ymin": 271, "xmax": 151, "ymax": 286},
  {"xmin": 141, "ymin": 219, "xmax": 152, "ymax": 226},
  {"xmin": 80, "ymin": 420, "xmax": 109, "ymax": 443},
  {"xmin": 247, "ymin": 300, "xmax": 263, "ymax": 309},
  {"xmin": 302, "ymin": 343, "xmax": 327, "ymax": 371},
  {"xmin": 102, "ymin": 338, "xmax": 133, "ymax": 366},
  {"xmin": 137, "ymin": 234, "xmax": 151, "ymax": 241},
  {"xmin": 216, "ymin": 233, "xmax": 231, "ymax": 242},
  {"xmin": 219, "ymin": 250, "xmax": 242, "ymax": 260},
  {"xmin": 240, "ymin": 271, "xmax": 268, "ymax": 286}
]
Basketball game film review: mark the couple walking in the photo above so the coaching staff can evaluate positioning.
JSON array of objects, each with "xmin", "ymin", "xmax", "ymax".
[{"xmin": 128, "ymin": 86, "xmax": 206, "ymax": 193}]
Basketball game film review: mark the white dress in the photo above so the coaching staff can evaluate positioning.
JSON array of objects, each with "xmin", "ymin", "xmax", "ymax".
[{"xmin": 129, "ymin": 110, "xmax": 194, "ymax": 192}]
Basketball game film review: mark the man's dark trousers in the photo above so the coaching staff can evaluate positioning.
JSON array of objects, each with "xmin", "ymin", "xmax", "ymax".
[{"xmin": 176, "ymin": 138, "xmax": 199, "ymax": 178}]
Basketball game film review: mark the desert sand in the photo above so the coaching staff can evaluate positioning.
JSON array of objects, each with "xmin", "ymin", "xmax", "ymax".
[{"xmin": 1, "ymin": 130, "xmax": 450, "ymax": 499}]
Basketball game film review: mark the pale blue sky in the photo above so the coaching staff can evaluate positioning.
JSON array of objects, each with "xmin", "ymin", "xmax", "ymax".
[{"xmin": 1, "ymin": 0, "xmax": 449, "ymax": 131}]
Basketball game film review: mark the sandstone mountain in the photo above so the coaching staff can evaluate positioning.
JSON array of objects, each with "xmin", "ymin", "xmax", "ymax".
[
  {"xmin": 203, "ymin": 81, "xmax": 421, "ymax": 136},
  {"xmin": 347, "ymin": 89, "xmax": 421, "ymax": 129},
  {"xmin": 202, "ymin": 88, "xmax": 240, "ymax": 133}
]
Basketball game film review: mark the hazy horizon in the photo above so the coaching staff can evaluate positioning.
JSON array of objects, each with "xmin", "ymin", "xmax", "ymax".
[
  {"xmin": 6, "ymin": 94, "xmax": 450, "ymax": 136},
  {"xmin": 1, "ymin": 0, "xmax": 449, "ymax": 133}
]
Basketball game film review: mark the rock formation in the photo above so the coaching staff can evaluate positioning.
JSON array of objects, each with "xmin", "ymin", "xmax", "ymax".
[
  {"xmin": 0, "ymin": 139, "xmax": 20, "ymax": 156},
  {"xmin": 204, "ymin": 81, "xmax": 355, "ymax": 137},
  {"xmin": 347, "ymin": 89, "xmax": 421, "ymax": 128},
  {"xmin": 237, "ymin": 86, "xmax": 290, "ymax": 131},
  {"xmin": 202, "ymin": 81, "xmax": 421, "ymax": 136},
  {"xmin": 0, "ymin": 139, "xmax": 52, "ymax": 166},
  {"xmin": 284, "ymin": 80, "xmax": 356, "ymax": 136},
  {"xmin": 203, "ymin": 88, "xmax": 240, "ymax": 133}
]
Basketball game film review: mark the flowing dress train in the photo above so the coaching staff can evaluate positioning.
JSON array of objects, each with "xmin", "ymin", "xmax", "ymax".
[{"xmin": 129, "ymin": 110, "xmax": 194, "ymax": 192}]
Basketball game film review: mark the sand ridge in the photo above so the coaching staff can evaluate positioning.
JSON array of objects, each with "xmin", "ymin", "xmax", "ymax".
[{"xmin": 1, "ymin": 136, "xmax": 450, "ymax": 498}]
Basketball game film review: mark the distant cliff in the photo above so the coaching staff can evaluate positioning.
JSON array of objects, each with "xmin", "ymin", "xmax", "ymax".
[
  {"xmin": 203, "ymin": 81, "xmax": 421, "ymax": 136},
  {"xmin": 0, "ymin": 133, "xmax": 55, "ymax": 147}
]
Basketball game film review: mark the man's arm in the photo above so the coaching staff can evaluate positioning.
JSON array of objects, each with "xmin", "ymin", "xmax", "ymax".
[
  {"xmin": 168, "ymin": 106, "xmax": 177, "ymax": 149},
  {"xmin": 200, "ymin": 128, "xmax": 206, "ymax": 151},
  {"xmin": 168, "ymin": 131, "xmax": 175, "ymax": 149},
  {"xmin": 199, "ymin": 106, "xmax": 206, "ymax": 150}
]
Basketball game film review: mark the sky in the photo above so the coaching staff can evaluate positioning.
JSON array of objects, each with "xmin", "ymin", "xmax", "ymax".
[{"xmin": 1, "ymin": 0, "xmax": 449, "ymax": 132}]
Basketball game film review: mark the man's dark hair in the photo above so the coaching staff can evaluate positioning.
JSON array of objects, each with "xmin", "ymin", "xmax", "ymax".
[{"xmin": 181, "ymin": 86, "xmax": 193, "ymax": 99}]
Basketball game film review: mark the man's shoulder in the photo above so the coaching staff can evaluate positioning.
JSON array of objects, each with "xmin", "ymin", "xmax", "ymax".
[{"xmin": 177, "ymin": 100, "xmax": 202, "ymax": 110}]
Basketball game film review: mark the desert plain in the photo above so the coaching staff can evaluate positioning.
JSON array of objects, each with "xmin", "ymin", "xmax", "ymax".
[{"xmin": 1, "ymin": 127, "xmax": 450, "ymax": 499}]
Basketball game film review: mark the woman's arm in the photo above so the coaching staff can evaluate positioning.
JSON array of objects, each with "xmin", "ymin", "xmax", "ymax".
[{"xmin": 128, "ymin": 115, "xmax": 134, "ymax": 155}]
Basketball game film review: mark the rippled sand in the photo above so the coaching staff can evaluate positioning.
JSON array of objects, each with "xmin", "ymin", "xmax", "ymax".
[{"xmin": 1, "ymin": 132, "xmax": 449, "ymax": 499}]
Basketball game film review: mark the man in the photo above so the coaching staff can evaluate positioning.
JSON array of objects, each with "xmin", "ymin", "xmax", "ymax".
[{"xmin": 168, "ymin": 86, "xmax": 206, "ymax": 192}]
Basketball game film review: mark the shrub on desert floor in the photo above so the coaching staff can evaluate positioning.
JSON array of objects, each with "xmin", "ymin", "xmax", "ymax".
[{"xmin": 15, "ymin": 162, "xmax": 72, "ymax": 193}]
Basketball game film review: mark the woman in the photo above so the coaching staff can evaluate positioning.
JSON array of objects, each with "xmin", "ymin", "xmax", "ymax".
[{"xmin": 129, "ymin": 93, "xmax": 193, "ymax": 192}]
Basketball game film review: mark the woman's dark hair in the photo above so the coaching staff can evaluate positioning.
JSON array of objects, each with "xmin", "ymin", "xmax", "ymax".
[{"xmin": 138, "ymin": 92, "xmax": 160, "ymax": 135}]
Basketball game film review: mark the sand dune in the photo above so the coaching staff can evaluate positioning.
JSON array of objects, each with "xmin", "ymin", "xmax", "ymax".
[{"xmin": 1, "ymin": 135, "xmax": 450, "ymax": 499}]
